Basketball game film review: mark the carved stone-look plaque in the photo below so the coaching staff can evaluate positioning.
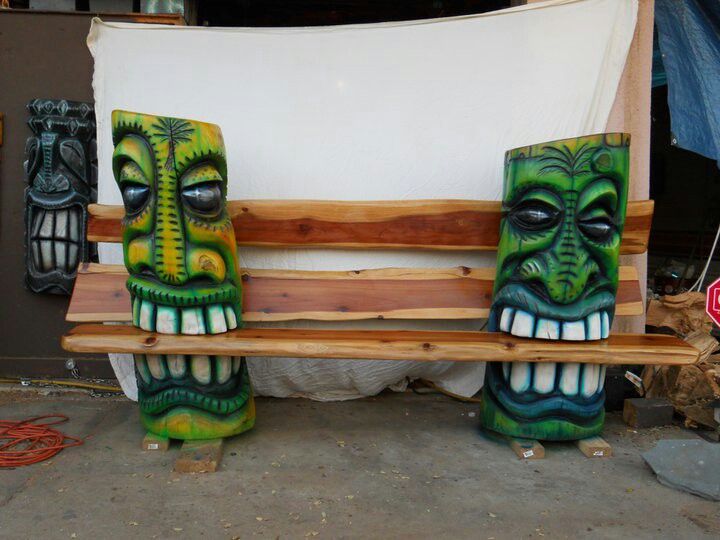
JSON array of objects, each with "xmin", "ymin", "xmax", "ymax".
[{"xmin": 24, "ymin": 99, "xmax": 97, "ymax": 294}]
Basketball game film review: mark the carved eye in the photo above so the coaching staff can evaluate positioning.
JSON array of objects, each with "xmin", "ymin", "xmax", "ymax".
[
  {"xmin": 578, "ymin": 218, "xmax": 614, "ymax": 242},
  {"xmin": 509, "ymin": 202, "xmax": 560, "ymax": 231},
  {"xmin": 121, "ymin": 184, "xmax": 150, "ymax": 215},
  {"xmin": 181, "ymin": 183, "xmax": 222, "ymax": 216}
]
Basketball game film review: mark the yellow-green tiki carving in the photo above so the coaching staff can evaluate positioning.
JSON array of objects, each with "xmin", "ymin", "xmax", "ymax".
[
  {"xmin": 112, "ymin": 110, "xmax": 254, "ymax": 440},
  {"xmin": 481, "ymin": 133, "xmax": 630, "ymax": 441}
]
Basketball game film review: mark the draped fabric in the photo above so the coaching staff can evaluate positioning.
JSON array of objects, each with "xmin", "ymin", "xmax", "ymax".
[
  {"xmin": 88, "ymin": 0, "xmax": 637, "ymax": 400},
  {"xmin": 655, "ymin": 0, "xmax": 720, "ymax": 164}
]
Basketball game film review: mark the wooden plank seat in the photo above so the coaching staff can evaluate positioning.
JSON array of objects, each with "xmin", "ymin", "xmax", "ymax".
[
  {"xmin": 62, "ymin": 325, "xmax": 699, "ymax": 365},
  {"xmin": 61, "ymin": 199, "xmax": 699, "ymax": 367}
]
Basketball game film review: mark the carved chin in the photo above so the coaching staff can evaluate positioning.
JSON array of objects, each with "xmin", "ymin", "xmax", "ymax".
[
  {"xmin": 135, "ymin": 354, "xmax": 254, "ymax": 440},
  {"xmin": 482, "ymin": 362, "xmax": 606, "ymax": 441}
]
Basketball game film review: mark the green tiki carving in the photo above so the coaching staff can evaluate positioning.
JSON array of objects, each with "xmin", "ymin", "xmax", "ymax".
[
  {"xmin": 112, "ymin": 110, "xmax": 254, "ymax": 440},
  {"xmin": 481, "ymin": 133, "xmax": 630, "ymax": 441}
]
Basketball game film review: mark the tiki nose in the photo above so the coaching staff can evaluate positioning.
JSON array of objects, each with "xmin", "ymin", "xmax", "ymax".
[
  {"xmin": 153, "ymin": 181, "xmax": 188, "ymax": 285},
  {"xmin": 548, "ymin": 254, "xmax": 600, "ymax": 304},
  {"xmin": 546, "ymin": 222, "xmax": 600, "ymax": 304}
]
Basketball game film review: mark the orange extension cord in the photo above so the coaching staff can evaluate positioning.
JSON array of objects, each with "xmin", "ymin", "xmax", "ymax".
[{"xmin": 0, "ymin": 415, "xmax": 83, "ymax": 467}]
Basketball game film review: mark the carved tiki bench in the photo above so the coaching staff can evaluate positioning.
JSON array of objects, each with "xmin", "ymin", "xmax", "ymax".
[{"xmin": 61, "ymin": 111, "xmax": 699, "ymax": 449}]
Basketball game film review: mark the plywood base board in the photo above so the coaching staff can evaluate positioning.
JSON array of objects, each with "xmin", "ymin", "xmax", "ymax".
[
  {"xmin": 509, "ymin": 438, "xmax": 545, "ymax": 460},
  {"xmin": 575, "ymin": 436, "xmax": 613, "ymax": 458},
  {"xmin": 141, "ymin": 432, "xmax": 170, "ymax": 452},
  {"xmin": 173, "ymin": 439, "xmax": 224, "ymax": 473}
]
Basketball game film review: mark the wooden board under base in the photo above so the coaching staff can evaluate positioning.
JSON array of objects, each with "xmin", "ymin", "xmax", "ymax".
[
  {"xmin": 173, "ymin": 439, "xmax": 224, "ymax": 473},
  {"xmin": 575, "ymin": 436, "xmax": 613, "ymax": 458},
  {"xmin": 507, "ymin": 436, "xmax": 612, "ymax": 459},
  {"xmin": 508, "ymin": 438, "xmax": 545, "ymax": 460},
  {"xmin": 141, "ymin": 432, "xmax": 170, "ymax": 452}
]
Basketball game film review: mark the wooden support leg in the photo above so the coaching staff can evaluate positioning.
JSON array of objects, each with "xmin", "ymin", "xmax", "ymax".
[
  {"xmin": 142, "ymin": 432, "xmax": 170, "ymax": 452},
  {"xmin": 173, "ymin": 439, "xmax": 224, "ymax": 473},
  {"xmin": 508, "ymin": 437, "xmax": 545, "ymax": 460},
  {"xmin": 575, "ymin": 436, "xmax": 613, "ymax": 458}
]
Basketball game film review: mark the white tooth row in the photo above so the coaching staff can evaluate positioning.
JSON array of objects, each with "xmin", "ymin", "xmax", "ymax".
[
  {"xmin": 31, "ymin": 208, "xmax": 81, "ymax": 272},
  {"xmin": 501, "ymin": 362, "xmax": 606, "ymax": 397},
  {"xmin": 135, "ymin": 355, "xmax": 242, "ymax": 385},
  {"xmin": 499, "ymin": 308, "xmax": 610, "ymax": 340},
  {"xmin": 132, "ymin": 297, "xmax": 238, "ymax": 335}
]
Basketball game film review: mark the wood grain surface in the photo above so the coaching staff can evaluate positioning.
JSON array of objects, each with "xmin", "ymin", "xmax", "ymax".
[
  {"xmin": 66, "ymin": 263, "xmax": 644, "ymax": 322},
  {"xmin": 62, "ymin": 324, "xmax": 699, "ymax": 365},
  {"xmin": 87, "ymin": 199, "xmax": 654, "ymax": 254}
]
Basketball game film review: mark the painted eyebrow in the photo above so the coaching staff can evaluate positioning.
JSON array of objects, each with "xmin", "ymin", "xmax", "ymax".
[
  {"xmin": 118, "ymin": 161, "xmax": 147, "ymax": 185},
  {"xmin": 180, "ymin": 163, "xmax": 224, "ymax": 188},
  {"xmin": 112, "ymin": 134, "xmax": 154, "ymax": 185},
  {"xmin": 577, "ymin": 179, "xmax": 618, "ymax": 213},
  {"xmin": 505, "ymin": 183, "xmax": 563, "ymax": 208}
]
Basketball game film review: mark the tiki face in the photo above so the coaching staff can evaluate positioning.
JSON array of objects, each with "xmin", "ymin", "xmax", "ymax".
[
  {"xmin": 112, "ymin": 110, "xmax": 253, "ymax": 440},
  {"xmin": 481, "ymin": 133, "xmax": 630, "ymax": 441},
  {"xmin": 24, "ymin": 99, "xmax": 97, "ymax": 294}
]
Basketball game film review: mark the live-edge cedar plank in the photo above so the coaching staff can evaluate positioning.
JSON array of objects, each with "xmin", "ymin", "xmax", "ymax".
[
  {"xmin": 86, "ymin": 199, "xmax": 654, "ymax": 254},
  {"xmin": 62, "ymin": 325, "xmax": 699, "ymax": 365},
  {"xmin": 66, "ymin": 263, "xmax": 644, "ymax": 322}
]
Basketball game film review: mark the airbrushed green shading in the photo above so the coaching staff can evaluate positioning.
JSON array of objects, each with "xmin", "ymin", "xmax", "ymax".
[
  {"xmin": 111, "ymin": 110, "xmax": 242, "ymax": 323},
  {"xmin": 112, "ymin": 110, "xmax": 252, "ymax": 441},
  {"xmin": 480, "ymin": 390, "xmax": 605, "ymax": 441},
  {"xmin": 480, "ymin": 133, "xmax": 630, "ymax": 442},
  {"xmin": 135, "ymin": 355, "xmax": 254, "ymax": 441},
  {"xmin": 494, "ymin": 133, "xmax": 630, "ymax": 307}
]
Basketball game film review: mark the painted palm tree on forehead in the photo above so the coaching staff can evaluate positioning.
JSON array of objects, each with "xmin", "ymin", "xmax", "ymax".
[
  {"xmin": 112, "ymin": 110, "xmax": 253, "ymax": 440},
  {"xmin": 152, "ymin": 116, "xmax": 195, "ymax": 285},
  {"xmin": 482, "ymin": 133, "xmax": 630, "ymax": 441}
]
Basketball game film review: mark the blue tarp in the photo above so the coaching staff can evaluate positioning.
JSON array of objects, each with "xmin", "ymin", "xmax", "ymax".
[{"xmin": 655, "ymin": 0, "xmax": 720, "ymax": 164}]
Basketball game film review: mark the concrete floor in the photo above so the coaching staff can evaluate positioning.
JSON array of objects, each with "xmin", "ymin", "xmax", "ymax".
[{"xmin": 1, "ymin": 387, "xmax": 718, "ymax": 539}]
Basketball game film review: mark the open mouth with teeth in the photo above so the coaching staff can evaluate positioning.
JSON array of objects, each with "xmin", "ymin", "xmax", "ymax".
[
  {"xmin": 127, "ymin": 276, "xmax": 240, "ymax": 335},
  {"xmin": 481, "ymin": 293, "xmax": 612, "ymax": 441},
  {"xmin": 490, "ymin": 283, "xmax": 616, "ymax": 341},
  {"xmin": 127, "ymin": 277, "xmax": 250, "ymax": 441},
  {"xmin": 134, "ymin": 354, "xmax": 254, "ymax": 440},
  {"xmin": 27, "ymin": 204, "xmax": 84, "ymax": 283}
]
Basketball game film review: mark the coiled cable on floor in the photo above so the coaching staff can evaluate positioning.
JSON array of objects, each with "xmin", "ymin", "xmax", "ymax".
[
  {"xmin": 0, "ymin": 377, "xmax": 122, "ymax": 393},
  {"xmin": 0, "ymin": 415, "xmax": 83, "ymax": 467}
]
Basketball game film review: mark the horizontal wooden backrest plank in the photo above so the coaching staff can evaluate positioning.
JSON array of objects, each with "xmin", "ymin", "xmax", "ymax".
[
  {"xmin": 66, "ymin": 263, "xmax": 644, "ymax": 323},
  {"xmin": 87, "ymin": 199, "xmax": 654, "ymax": 254},
  {"xmin": 61, "ymin": 324, "xmax": 699, "ymax": 365}
]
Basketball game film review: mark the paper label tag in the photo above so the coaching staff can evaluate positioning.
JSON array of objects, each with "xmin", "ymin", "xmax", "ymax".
[
  {"xmin": 147, "ymin": 443, "xmax": 159, "ymax": 450},
  {"xmin": 522, "ymin": 450, "xmax": 534, "ymax": 458},
  {"xmin": 593, "ymin": 450, "xmax": 604, "ymax": 456},
  {"xmin": 624, "ymin": 371, "xmax": 644, "ymax": 394}
]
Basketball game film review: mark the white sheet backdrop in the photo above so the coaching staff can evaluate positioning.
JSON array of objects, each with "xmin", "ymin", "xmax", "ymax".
[{"xmin": 87, "ymin": 0, "xmax": 637, "ymax": 401}]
